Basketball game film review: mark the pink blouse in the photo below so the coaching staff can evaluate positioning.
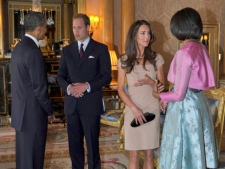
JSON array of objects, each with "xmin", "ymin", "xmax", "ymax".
[{"xmin": 160, "ymin": 41, "xmax": 215, "ymax": 103}]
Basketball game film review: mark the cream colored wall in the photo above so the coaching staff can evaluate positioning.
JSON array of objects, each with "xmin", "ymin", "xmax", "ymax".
[
  {"xmin": 132, "ymin": 0, "xmax": 225, "ymax": 81},
  {"xmin": 113, "ymin": 0, "xmax": 122, "ymax": 56},
  {"xmin": 86, "ymin": 0, "xmax": 101, "ymax": 41},
  {"xmin": 86, "ymin": 0, "xmax": 115, "ymax": 50},
  {"xmin": 114, "ymin": 0, "xmax": 225, "ymax": 83}
]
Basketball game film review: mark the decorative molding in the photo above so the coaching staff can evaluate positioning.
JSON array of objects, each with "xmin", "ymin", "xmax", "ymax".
[{"xmin": 63, "ymin": 0, "xmax": 77, "ymax": 4}]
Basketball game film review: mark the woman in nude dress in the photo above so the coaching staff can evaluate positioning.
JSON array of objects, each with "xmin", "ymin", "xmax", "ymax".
[{"xmin": 117, "ymin": 20, "xmax": 165, "ymax": 169}]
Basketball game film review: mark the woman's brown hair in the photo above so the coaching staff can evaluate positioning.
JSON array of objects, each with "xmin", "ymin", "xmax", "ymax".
[{"xmin": 121, "ymin": 20, "xmax": 157, "ymax": 73}]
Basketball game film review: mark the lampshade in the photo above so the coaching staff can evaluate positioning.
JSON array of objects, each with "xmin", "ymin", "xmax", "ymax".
[{"xmin": 109, "ymin": 50, "xmax": 118, "ymax": 70}]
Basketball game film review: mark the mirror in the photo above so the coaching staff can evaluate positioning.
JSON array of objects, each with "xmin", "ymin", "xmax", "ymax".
[{"xmin": 8, "ymin": 2, "xmax": 61, "ymax": 47}]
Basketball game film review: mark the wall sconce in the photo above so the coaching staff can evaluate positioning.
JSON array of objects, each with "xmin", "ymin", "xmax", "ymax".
[
  {"xmin": 200, "ymin": 33, "xmax": 209, "ymax": 49},
  {"xmin": 32, "ymin": 0, "xmax": 42, "ymax": 12},
  {"xmin": 89, "ymin": 15, "xmax": 99, "ymax": 37},
  {"xmin": 109, "ymin": 50, "xmax": 118, "ymax": 85}
]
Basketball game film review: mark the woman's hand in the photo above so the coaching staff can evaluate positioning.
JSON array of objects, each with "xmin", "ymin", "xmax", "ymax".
[
  {"xmin": 152, "ymin": 80, "xmax": 165, "ymax": 99},
  {"xmin": 157, "ymin": 80, "xmax": 165, "ymax": 93},
  {"xmin": 130, "ymin": 106, "xmax": 146, "ymax": 125},
  {"xmin": 134, "ymin": 74, "xmax": 155, "ymax": 87},
  {"xmin": 159, "ymin": 100, "xmax": 167, "ymax": 114}
]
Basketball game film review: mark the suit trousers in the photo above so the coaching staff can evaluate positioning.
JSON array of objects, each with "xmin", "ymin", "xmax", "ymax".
[
  {"xmin": 66, "ymin": 112, "xmax": 101, "ymax": 169},
  {"xmin": 15, "ymin": 130, "xmax": 47, "ymax": 169}
]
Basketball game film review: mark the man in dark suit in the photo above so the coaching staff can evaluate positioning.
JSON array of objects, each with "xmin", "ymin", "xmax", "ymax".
[
  {"xmin": 11, "ymin": 12, "xmax": 53, "ymax": 169},
  {"xmin": 57, "ymin": 13, "xmax": 111, "ymax": 169}
]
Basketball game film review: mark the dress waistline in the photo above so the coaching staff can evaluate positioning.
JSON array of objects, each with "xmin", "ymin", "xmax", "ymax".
[{"xmin": 188, "ymin": 88, "xmax": 202, "ymax": 93}]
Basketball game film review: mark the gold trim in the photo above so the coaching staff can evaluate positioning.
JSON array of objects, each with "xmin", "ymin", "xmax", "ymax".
[
  {"xmin": 51, "ymin": 64, "xmax": 59, "ymax": 72},
  {"xmin": 203, "ymin": 23, "xmax": 219, "ymax": 87},
  {"xmin": 204, "ymin": 88, "xmax": 225, "ymax": 153},
  {"xmin": 100, "ymin": 110, "xmax": 124, "ymax": 130},
  {"xmin": 0, "ymin": 65, "xmax": 6, "ymax": 114},
  {"xmin": 0, "ymin": 0, "xmax": 3, "ymax": 57}
]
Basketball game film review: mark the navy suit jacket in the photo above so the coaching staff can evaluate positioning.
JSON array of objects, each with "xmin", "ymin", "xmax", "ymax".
[
  {"xmin": 11, "ymin": 36, "xmax": 53, "ymax": 132},
  {"xmin": 57, "ymin": 38, "xmax": 112, "ymax": 115}
]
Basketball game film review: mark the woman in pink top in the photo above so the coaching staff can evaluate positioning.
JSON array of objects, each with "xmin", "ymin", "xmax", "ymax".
[{"xmin": 153, "ymin": 7, "xmax": 218, "ymax": 169}]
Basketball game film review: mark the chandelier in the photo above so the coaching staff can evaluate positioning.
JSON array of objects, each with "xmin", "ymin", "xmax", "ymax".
[
  {"xmin": 32, "ymin": 0, "xmax": 42, "ymax": 12},
  {"xmin": 20, "ymin": 0, "xmax": 54, "ymax": 25},
  {"xmin": 44, "ymin": 8, "xmax": 54, "ymax": 25}
]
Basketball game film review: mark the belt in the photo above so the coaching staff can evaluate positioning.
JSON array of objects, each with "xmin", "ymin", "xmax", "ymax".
[{"xmin": 189, "ymin": 88, "xmax": 202, "ymax": 93}]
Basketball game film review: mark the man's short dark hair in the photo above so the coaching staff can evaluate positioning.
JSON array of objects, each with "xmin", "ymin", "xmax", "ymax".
[
  {"xmin": 170, "ymin": 7, "xmax": 203, "ymax": 40},
  {"xmin": 73, "ymin": 13, "xmax": 90, "ymax": 27},
  {"xmin": 24, "ymin": 11, "xmax": 46, "ymax": 32}
]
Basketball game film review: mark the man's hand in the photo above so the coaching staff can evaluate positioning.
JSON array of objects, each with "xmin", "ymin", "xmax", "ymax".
[{"xmin": 68, "ymin": 82, "xmax": 88, "ymax": 98}]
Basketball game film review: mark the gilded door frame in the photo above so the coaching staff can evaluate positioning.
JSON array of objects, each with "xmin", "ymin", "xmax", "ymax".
[
  {"xmin": 0, "ymin": 65, "xmax": 6, "ymax": 114},
  {"xmin": 0, "ymin": 0, "xmax": 3, "ymax": 58}
]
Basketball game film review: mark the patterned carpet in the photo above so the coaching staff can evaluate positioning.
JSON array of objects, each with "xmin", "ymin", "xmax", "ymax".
[
  {"xmin": 0, "ymin": 123, "xmax": 224, "ymax": 169},
  {"xmin": 0, "ymin": 123, "xmax": 130, "ymax": 169}
]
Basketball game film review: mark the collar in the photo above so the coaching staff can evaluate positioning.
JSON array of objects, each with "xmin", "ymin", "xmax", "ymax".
[
  {"xmin": 25, "ymin": 34, "xmax": 39, "ymax": 47},
  {"xmin": 78, "ymin": 37, "xmax": 90, "ymax": 51}
]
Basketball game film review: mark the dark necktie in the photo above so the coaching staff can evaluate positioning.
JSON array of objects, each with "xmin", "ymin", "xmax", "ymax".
[{"xmin": 80, "ymin": 43, "xmax": 84, "ymax": 58}]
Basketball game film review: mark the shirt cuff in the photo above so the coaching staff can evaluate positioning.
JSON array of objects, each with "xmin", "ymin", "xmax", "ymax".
[
  {"xmin": 67, "ymin": 84, "xmax": 72, "ymax": 95},
  {"xmin": 86, "ymin": 82, "xmax": 91, "ymax": 92}
]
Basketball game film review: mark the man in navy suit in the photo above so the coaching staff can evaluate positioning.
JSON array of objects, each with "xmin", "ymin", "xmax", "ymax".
[
  {"xmin": 11, "ymin": 12, "xmax": 53, "ymax": 169},
  {"xmin": 57, "ymin": 13, "xmax": 111, "ymax": 169}
]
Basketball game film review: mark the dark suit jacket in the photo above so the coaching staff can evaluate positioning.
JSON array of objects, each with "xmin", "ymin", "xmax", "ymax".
[
  {"xmin": 57, "ymin": 38, "xmax": 112, "ymax": 115},
  {"xmin": 11, "ymin": 36, "xmax": 53, "ymax": 132}
]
